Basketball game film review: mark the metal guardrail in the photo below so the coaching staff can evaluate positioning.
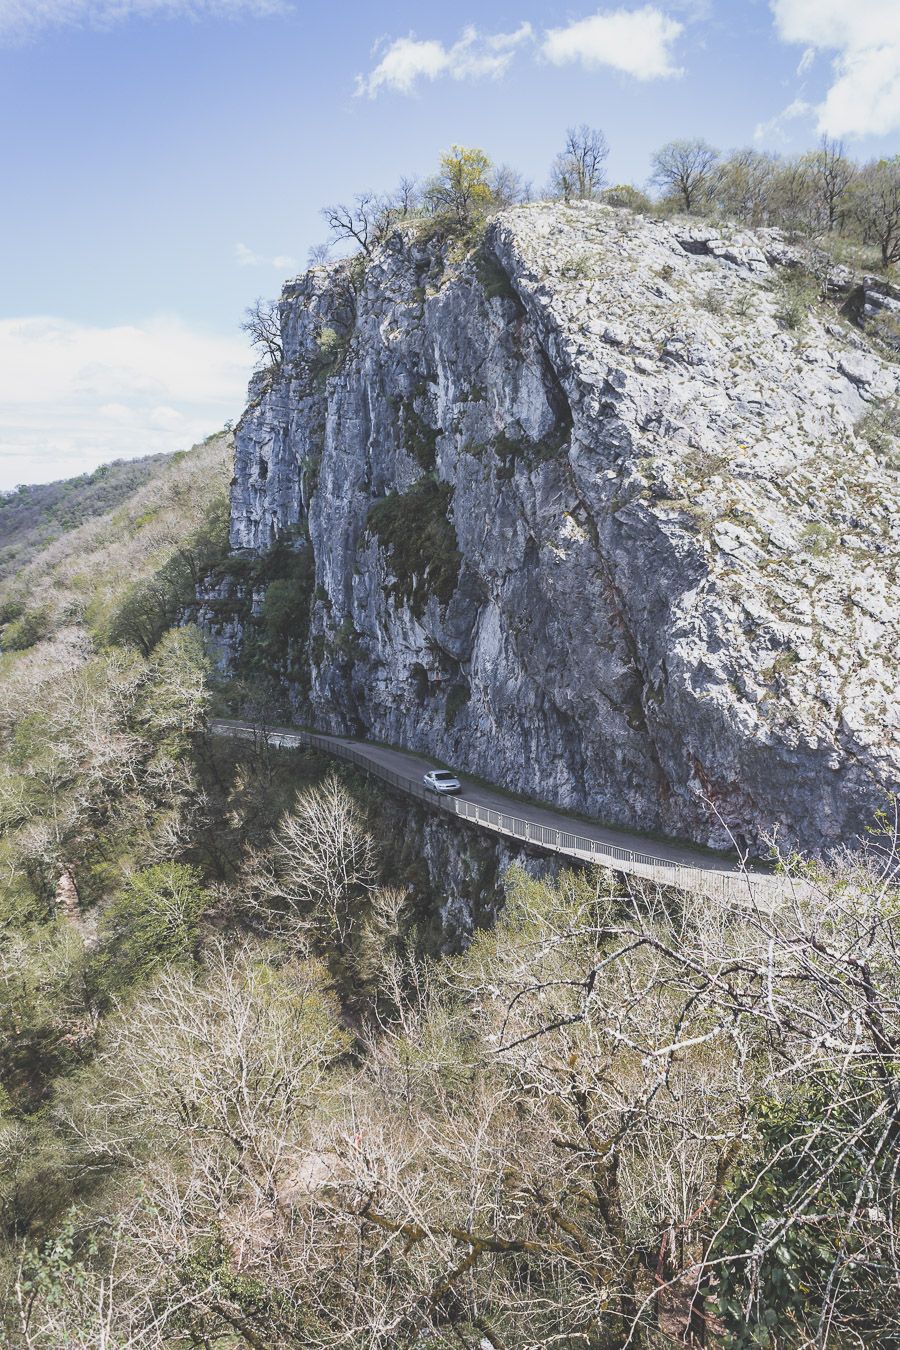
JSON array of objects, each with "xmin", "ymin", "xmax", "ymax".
[{"xmin": 210, "ymin": 719, "xmax": 774, "ymax": 905}]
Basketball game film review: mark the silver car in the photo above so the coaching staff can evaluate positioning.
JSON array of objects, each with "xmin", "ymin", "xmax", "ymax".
[{"xmin": 423, "ymin": 769, "xmax": 462, "ymax": 795}]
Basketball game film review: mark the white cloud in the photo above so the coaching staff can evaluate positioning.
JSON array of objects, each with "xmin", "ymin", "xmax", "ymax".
[
  {"xmin": 542, "ymin": 6, "xmax": 684, "ymax": 80},
  {"xmin": 0, "ymin": 315, "xmax": 253, "ymax": 489},
  {"xmin": 355, "ymin": 23, "xmax": 533, "ymax": 97},
  {"xmin": 771, "ymin": 0, "xmax": 900, "ymax": 137},
  {"xmin": 796, "ymin": 46, "xmax": 815, "ymax": 76},
  {"xmin": 0, "ymin": 0, "xmax": 286, "ymax": 43},
  {"xmin": 234, "ymin": 242, "xmax": 298, "ymax": 272},
  {"xmin": 754, "ymin": 96, "xmax": 813, "ymax": 143}
]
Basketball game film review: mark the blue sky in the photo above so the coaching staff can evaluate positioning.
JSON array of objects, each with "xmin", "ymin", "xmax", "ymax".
[{"xmin": 1, "ymin": 0, "xmax": 898, "ymax": 487}]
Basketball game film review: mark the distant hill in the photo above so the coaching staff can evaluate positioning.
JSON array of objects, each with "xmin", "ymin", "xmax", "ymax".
[
  {"xmin": 0, "ymin": 433, "xmax": 233, "ymax": 653},
  {"xmin": 0, "ymin": 453, "xmax": 170, "ymax": 582}
]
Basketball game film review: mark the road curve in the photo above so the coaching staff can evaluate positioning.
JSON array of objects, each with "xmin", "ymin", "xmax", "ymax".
[{"xmin": 209, "ymin": 718, "xmax": 778, "ymax": 905}]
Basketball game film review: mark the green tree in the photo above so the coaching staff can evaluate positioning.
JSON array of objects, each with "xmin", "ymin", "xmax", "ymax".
[
  {"xmin": 87, "ymin": 862, "xmax": 210, "ymax": 1004},
  {"xmin": 426, "ymin": 145, "xmax": 494, "ymax": 225}
]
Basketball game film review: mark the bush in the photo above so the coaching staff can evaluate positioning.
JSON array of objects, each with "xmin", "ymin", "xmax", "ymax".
[
  {"xmin": 857, "ymin": 397, "xmax": 900, "ymax": 466},
  {"xmin": 87, "ymin": 863, "xmax": 210, "ymax": 1005},
  {"xmin": 1, "ymin": 607, "xmax": 51, "ymax": 652},
  {"xmin": 366, "ymin": 478, "xmax": 460, "ymax": 617},
  {"xmin": 444, "ymin": 681, "xmax": 470, "ymax": 727},
  {"xmin": 600, "ymin": 183, "xmax": 652, "ymax": 212},
  {"xmin": 774, "ymin": 267, "xmax": 820, "ymax": 329}
]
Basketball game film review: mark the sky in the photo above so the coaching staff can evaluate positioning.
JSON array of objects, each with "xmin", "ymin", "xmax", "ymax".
[{"xmin": 1, "ymin": 0, "xmax": 898, "ymax": 489}]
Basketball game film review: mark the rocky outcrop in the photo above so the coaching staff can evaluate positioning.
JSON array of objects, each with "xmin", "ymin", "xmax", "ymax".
[{"xmin": 218, "ymin": 203, "xmax": 900, "ymax": 856}]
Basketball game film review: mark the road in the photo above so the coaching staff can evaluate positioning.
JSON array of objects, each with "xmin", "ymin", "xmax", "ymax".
[{"xmin": 210, "ymin": 718, "xmax": 777, "ymax": 904}]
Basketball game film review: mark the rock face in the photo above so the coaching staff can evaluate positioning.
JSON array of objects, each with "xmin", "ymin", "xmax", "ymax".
[{"xmin": 222, "ymin": 203, "xmax": 900, "ymax": 856}]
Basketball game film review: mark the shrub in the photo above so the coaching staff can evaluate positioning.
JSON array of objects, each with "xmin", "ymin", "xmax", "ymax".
[
  {"xmin": 401, "ymin": 402, "xmax": 440, "ymax": 473},
  {"xmin": 445, "ymin": 681, "xmax": 470, "ymax": 727},
  {"xmin": 774, "ymin": 267, "xmax": 820, "ymax": 329},
  {"xmin": 366, "ymin": 478, "xmax": 460, "ymax": 617},
  {"xmin": 857, "ymin": 397, "xmax": 900, "ymax": 466},
  {"xmin": 1, "ymin": 607, "xmax": 51, "ymax": 652},
  {"xmin": 87, "ymin": 862, "xmax": 210, "ymax": 1005},
  {"xmin": 698, "ymin": 288, "xmax": 726, "ymax": 315},
  {"xmin": 600, "ymin": 183, "xmax": 652, "ymax": 211},
  {"xmin": 473, "ymin": 246, "xmax": 517, "ymax": 302},
  {"xmin": 562, "ymin": 251, "xmax": 593, "ymax": 280}
]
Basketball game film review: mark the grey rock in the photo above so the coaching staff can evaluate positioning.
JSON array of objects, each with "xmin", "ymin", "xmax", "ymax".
[{"xmin": 214, "ymin": 203, "xmax": 900, "ymax": 857}]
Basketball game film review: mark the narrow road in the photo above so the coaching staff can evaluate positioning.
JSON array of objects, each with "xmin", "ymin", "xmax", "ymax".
[{"xmin": 210, "ymin": 718, "xmax": 777, "ymax": 904}]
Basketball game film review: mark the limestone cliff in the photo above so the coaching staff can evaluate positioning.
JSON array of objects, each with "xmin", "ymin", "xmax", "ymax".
[{"xmin": 211, "ymin": 202, "xmax": 900, "ymax": 855}]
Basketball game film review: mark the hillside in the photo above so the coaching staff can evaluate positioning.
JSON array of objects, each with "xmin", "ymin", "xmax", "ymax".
[
  {"xmin": 212, "ymin": 200, "xmax": 900, "ymax": 857},
  {"xmin": 0, "ymin": 453, "xmax": 169, "ymax": 583},
  {"xmin": 0, "ymin": 433, "xmax": 231, "ymax": 654}
]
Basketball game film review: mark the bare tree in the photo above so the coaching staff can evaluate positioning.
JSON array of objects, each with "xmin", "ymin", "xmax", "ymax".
[
  {"xmin": 391, "ymin": 174, "xmax": 421, "ymax": 216},
  {"xmin": 320, "ymin": 192, "xmax": 394, "ymax": 257},
  {"xmin": 244, "ymin": 771, "xmax": 377, "ymax": 949},
  {"xmin": 769, "ymin": 155, "xmax": 818, "ymax": 237},
  {"xmin": 490, "ymin": 163, "xmax": 532, "ymax": 208},
  {"xmin": 306, "ymin": 240, "xmax": 332, "ymax": 266},
  {"xmin": 550, "ymin": 124, "xmax": 609, "ymax": 202},
  {"xmin": 650, "ymin": 138, "xmax": 720, "ymax": 212},
  {"xmin": 239, "ymin": 296, "xmax": 283, "ymax": 369}
]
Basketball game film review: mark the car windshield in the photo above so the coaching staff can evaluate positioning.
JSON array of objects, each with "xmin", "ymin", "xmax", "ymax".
[{"xmin": 433, "ymin": 771, "xmax": 455, "ymax": 780}]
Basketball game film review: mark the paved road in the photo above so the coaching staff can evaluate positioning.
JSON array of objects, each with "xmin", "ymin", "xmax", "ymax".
[
  {"xmin": 211, "ymin": 718, "xmax": 776, "ymax": 903},
  {"xmin": 333, "ymin": 733, "xmax": 739, "ymax": 873}
]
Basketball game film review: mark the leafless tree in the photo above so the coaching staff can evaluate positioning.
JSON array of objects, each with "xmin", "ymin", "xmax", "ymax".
[
  {"xmin": 244, "ymin": 771, "xmax": 378, "ymax": 949},
  {"xmin": 490, "ymin": 163, "xmax": 532, "ymax": 207},
  {"xmin": 651, "ymin": 138, "xmax": 720, "ymax": 212},
  {"xmin": 715, "ymin": 147, "xmax": 779, "ymax": 227},
  {"xmin": 306, "ymin": 240, "xmax": 332, "ymax": 267},
  {"xmin": 239, "ymin": 296, "xmax": 283, "ymax": 369},
  {"xmin": 320, "ymin": 191, "xmax": 394, "ymax": 257},
  {"xmin": 392, "ymin": 175, "xmax": 421, "ymax": 216},
  {"xmin": 550, "ymin": 124, "xmax": 610, "ymax": 202}
]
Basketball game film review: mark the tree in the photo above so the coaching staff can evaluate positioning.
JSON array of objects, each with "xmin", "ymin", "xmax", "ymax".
[
  {"xmin": 239, "ymin": 297, "xmax": 283, "ymax": 370},
  {"xmin": 769, "ymin": 155, "xmax": 818, "ymax": 237},
  {"xmin": 425, "ymin": 145, "xmax": 494, "ymax": 225},
  {"xmin": 715, "ymin": 148, "xmax": 779, "ymax": 227},
  {"xmin": 391, "ymin": 174, "xmax": 421, "ymax": 216},
  {"xmin": 244, "ymin": 772, "xmax": 377, "ymax": 950},
  {"xmin": 854, "ymin": 157, "xmax": 900, "ymax": 268},
  {"xmin": 489, "ymin": 163, "xmax": 531, "ymax": 208},
  {"xmin": 650, "ymin": 138, "xmax": 720, "ymax": 212},
  {"xmin": 809, "ymin": 135, "xmax": 856, "ymax": 232},
  {"xmin": 549, "ymin": 124, "xmax": 610, "ymax": 202},
  {"xmin": 320, "ymin": 192, "xmax": 394, "ymax": 258},
  {"xmin": 87, "ymin": 862, "xmax": 210, "ymax": 1005}
]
